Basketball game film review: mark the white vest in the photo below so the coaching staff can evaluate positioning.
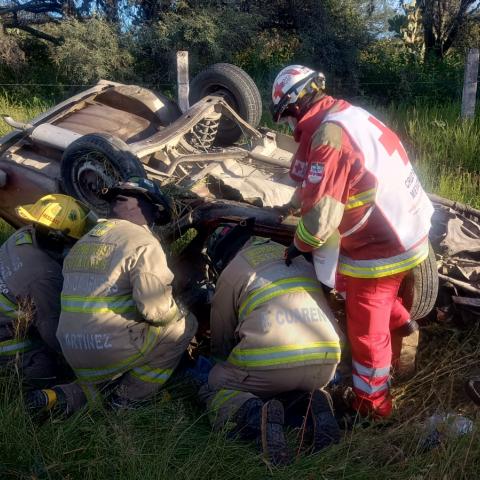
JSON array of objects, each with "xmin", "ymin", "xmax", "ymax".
[{"xmin": 323, "ymin": 106, "xmax": 434, "ymax": 251}]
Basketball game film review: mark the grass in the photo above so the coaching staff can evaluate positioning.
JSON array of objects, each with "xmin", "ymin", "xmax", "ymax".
[
  {"xmin": 0, "ymin": 94, "xmax": 51, "ymax": 137},
  {"xmin": 1, "ymin": 95, "xmax": 480, "ymax": 478},
  {"xmin": 0, "ymin": 323, "xmax": 479, "ymax": 480}
]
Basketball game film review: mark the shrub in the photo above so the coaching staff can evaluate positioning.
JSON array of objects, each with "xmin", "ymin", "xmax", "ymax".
[{"xmin": 45, "ymin": 18, "xmax": 133, "ymax": 86}]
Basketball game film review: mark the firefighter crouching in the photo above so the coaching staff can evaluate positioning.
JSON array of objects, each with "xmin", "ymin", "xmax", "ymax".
[
  {"xmin": 271, "ymin": 65, "xmax": 434, "ymax": 418},
  {"xmin": 28, "ymin": 178, "xmax": 197, "ymax": 413},
  {"xmin": 0, "ymin": 194, "xmax": 90, "ymax": 387},
  {"xmin": 200, "ymin": 222, "xmax": 342, "ymax": 466}
]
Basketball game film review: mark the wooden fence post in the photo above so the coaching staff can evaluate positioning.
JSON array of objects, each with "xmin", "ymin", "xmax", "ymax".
[
  {"xmin": 461, "ymin": 48, "xmax": 479, "ymax": 120},
  {"xmin": 177, "ymin": 51, "xmax": 190, "ymax": 113}
]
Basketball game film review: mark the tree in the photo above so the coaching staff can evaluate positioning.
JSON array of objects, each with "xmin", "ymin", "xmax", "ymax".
[
  {"xmin": 400, "ymin": 0, "xmax": 480, "ymax": 60},
  {"xmin": 0, "ymin": 0, "xmax": 72, "ymax": 44}
]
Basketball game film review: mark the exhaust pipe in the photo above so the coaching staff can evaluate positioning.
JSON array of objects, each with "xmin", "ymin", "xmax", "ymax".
[{"xmin": 2, "ymin": 115, "xmax": 81, "ymax": 150}]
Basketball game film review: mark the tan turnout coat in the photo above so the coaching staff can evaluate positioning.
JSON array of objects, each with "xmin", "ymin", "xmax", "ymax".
[
  {"xmin": 57, "ymin": 219, "xmax": 184, "ymax": 384},
  {"xmin": 0, "ymin": 226, "xmax": 63, "ymax": 354},
  {"xmin": 210, "ymin": 237, "xmax": 341, "ymax": 370}
]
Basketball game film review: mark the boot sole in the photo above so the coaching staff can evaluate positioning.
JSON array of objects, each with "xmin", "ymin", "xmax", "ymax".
[
  {"xmin": 311, "ymin": 390, "xmax": 341, "ymax": 453},
  {"xmin": 261, "ymin": 400, "xmax": 291, "ymax": 467}
]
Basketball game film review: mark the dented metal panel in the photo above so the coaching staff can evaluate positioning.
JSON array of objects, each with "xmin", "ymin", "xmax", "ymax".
[{"xmin": 54, "ymin": 103, "xmax": 158, "ymax": 143}]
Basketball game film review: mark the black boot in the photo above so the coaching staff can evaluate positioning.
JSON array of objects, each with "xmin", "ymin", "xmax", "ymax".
[
  {"xmin": 26, "ymin": 387, "xmax": 68, "ymax": 414},
  {"xmin": 232, "ymin": 398, "xmax": 291, "ymax": 466},
  {"xmin": 310, "ymin": 389, "xmax": 341, "ymax": 453},
  {"xmin": 393, "ymin": 319, "xmax": 419, "ymax": 337},
  {"xmin": 261, "ymin": 400, "xmax": 291, "ymax": 467}
]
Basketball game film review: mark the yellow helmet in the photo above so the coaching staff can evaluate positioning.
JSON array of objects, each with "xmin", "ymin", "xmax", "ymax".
[{"xmin": 15, "ymin": 194, "xmax": 90, "ymax": 239}]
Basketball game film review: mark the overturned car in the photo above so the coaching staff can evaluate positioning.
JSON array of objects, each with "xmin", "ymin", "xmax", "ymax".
[{"xmin": 2, "ymin": 62, "xmax": 478, "ymax": 366}]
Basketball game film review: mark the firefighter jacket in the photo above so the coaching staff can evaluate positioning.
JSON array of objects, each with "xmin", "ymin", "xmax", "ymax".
[
  {"xmin": 289, "ymin": 96, "xmax": 434, "ymax": 279},
  {"xmin": 0, "ymin": 226, "xmax": 63, "ymax": 355},
  {"xmin": 210, "ymin": 237, "xmax": 341, "ymax": 370},
  {"xmin": 57, "ymin": 219, "xmax": 184, "ymax": 384}
]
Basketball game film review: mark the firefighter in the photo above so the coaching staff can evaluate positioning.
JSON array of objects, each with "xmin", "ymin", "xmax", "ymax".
[
  {"xmin": 27, "ymin": 178, "xmax": 197, "ymax": 413},
  {"xmin": 0, "ymin": 194, "xmax": 90, "ymax": 387},
  {"xmin": 270, "ymin": 65, "xmax": 434, "ymax": 418},
  {"xmin": 200, "ymin": 221, "xmax": 342, "ymax": 466}
]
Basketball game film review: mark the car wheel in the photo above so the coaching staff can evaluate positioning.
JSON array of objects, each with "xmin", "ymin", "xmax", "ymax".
[
  {"xmin": 399, "ymin": 243, "xmax": 439, "ymax": 321},
  {"xmin": 61, "ymin": 133, "xmax": 146, "ymax": 216},
  {"xmin": 189, "ymin": 63, "xmax": 262, "ymax": 146}
]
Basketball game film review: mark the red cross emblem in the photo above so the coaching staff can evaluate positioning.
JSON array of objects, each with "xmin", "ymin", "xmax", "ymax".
[{"xmin": 368, "ymin": 116, "xmax": 409, "ymax": 165}]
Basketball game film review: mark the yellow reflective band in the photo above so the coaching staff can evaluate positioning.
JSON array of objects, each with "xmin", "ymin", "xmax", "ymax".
[
  {"xmin": 43, "ymin": 389, "xmax": 58, "ymax": 410},
  {"xmin": 238, "ymin": 277, "xmax": 321, "ymax": 320},
  {"xmin": 296, "ymin": 219, "xmax": 324, "ymax": 248},
  {"xmin": 339, "ymin": 244, "xmax": 429, "ymax": 278},
  {"xmin": 131, "ymin": 366, "xmax": 173, "ymax": 384},
  {"xmin": 228, "ymin": 341, "xmax": 341, "ymax": 368},
  {"xmin": 0, "ymin": 293, "xmax": 18, "ymax": 319},
  {"xmin": 345, "ymin": 188, "xmax": 376, "ymax": 210},
  {"xmin": 0, "ymin": 338, "xmax": 36, "ymax": 356},
  {"xmin": 61, "ymin": 293, "xmax": 137, "ymax": 315},
  {"xmin": 211, "ymin": 389, "xmax": 243, "ymax": 413}
]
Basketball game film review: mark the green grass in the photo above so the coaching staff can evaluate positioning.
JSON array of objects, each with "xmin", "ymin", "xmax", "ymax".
[
  {"xmin": 1, "ymin": 323, "xmax": 479, "ymax": 479},
  {"xmin": 1, "ymin": 95, "xmax": 480, "ymax": 479},
  {"xmin": 0, "ymin": 94, "xmax": 51, "ymax": 137}
]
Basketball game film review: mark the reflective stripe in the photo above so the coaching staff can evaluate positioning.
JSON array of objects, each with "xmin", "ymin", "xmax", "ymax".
[
  {"xmin": 296, "ymin": 219, "xmax": 324, "ymax": 248},
  {"xmin": 353, "ymin": 373, "xmax": 389, "ymax": 395},
  {"xmin": 74, "ymin": 325, "xmax": 161, "ymax": 383},
  {"xmin": 131, "ymin": 366, "xmax": 173, "ymax": 384},
  {"xmin": 339, "ymin": 240, "xmax": 429, "ymax": 278},
  {"xmin": 352, "ymin": 360, "xmax": 390, "ymax": 378},
  {"xmin": 228, "ymin": 341, "xmax": 341, "ymax": 368},
  {"xmin": 61, "ymin": 294, "xmax": 137, "ymax": 315},
  {"xmin": 0, "ymin": 293, "xmax": 18, "ymax": 319},
  {"xmin": 211, "ymin": 389, "xmax": 243, "ymax": 413},
  {"xmin": 345, "ymin": 188, "xmax": 376, "ymax": 210},
  {"xmin": 239, "ymin": 277, "xmax": 321, "ymax": 321},
  {"xmin": 342, "ymin": 205, "xmax": 375, "ymax": 238},
  {"xmin": 0, "ymin": 338, "xmax": 36, "ymax": 356}
]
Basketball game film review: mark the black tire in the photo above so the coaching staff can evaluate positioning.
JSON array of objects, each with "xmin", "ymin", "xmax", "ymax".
[
  {"xmin": 189, "ymin": 63, "xmax": 262, "ymax": 146},
  {"xmin": 61, "ymin": 133, "xmax": 146, "ymax": 216},
  {"xmin": 399, "ymin": 244, "xmax": 439, "ymax": 321}
]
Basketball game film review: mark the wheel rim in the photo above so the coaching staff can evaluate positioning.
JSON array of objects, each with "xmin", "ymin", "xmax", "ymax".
[{"xmin": 71, "ymin": 151, "xmax": 121, "ymax": 214}]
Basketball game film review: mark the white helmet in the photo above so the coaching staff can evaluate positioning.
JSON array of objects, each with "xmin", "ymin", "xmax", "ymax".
[{"xmin": 270, "ymin": 65, "xmax": 326, "ymax": 123}]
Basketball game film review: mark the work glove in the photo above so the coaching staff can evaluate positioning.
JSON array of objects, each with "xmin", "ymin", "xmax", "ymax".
[
  {"xmin": 274, "ymin": 202, "xmax": 297, "ymax": 220},
  {"xmin": 284, "ymin": 243, "xmax": 302, "ymax": 266}
]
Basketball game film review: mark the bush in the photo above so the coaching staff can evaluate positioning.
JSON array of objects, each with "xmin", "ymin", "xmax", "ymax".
[
  {"xmin": 358, "ymin": 39, "xmax": 464, "ymax": 104},
  {"xmin": 45, "ymin": 18, "xmax": 133, "ymax": 86},
  {"xmin": 131, "ymin": 7, "xmax": 263, "ymax": 89}
]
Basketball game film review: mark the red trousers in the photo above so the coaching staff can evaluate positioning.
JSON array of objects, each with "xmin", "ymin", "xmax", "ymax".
[{"xmin": 345, "ymin": 272, "xmax": 409, "ymax": 418}]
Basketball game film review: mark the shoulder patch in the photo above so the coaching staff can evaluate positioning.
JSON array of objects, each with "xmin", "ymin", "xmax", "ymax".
[
  {"xmin": 311, "ymin": 122, "xmax": 343, "ymax": 151},
  {"xmin": 89, "ymin": 221, "xmax": 116, "ymax": 237},
  {"xmin": 307, "ymin": 163, "xmax": 325, "ymax": 184},
  {"xmin": 64, "ymin": 242, "xmax": 115, "ymax": 273},
  {"xmin": 243, "ymin": 243, "xmax": 285, "ymax": 267},
  {"xmin": 15, "ymin": 231, "xmax": 33, "ymax": 246}
]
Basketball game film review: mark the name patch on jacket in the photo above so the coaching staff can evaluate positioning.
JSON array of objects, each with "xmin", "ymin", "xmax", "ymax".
[
  {"xmin": 64, "ymin": 243, "xmax": 115, "ymax": 273},
  {"xmin": 62, "ymin": 333, "xmax": 112, "ymax": 350},
  {"xmin": 243, "ymin": 244, "xmax": 284, "ymax": 267},
  {"xmin": 307, "ymin": 163, "xmax": 325, "ymax": 184}
]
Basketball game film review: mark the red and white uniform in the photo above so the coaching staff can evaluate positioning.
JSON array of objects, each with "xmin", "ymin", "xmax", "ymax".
[{"xmin": 289, "ymin": 96, "xmax": 434, "ymax": 417}]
